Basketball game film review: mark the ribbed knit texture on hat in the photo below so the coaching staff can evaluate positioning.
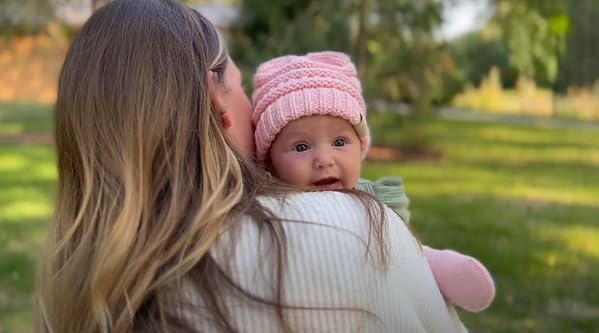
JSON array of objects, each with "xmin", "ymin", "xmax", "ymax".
[{"xmin": 252, "ymin": 51, "xmax": 369, "ymax": 164}]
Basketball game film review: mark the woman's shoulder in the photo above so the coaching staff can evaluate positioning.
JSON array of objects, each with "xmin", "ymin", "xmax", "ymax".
[
  {"xmin": 253, "ymin": 191, "xmax": 416, "ymax": 255},
  {"xmin": 257, "ymin": 191, "xmax": 384, "ymax": 230},
  {"xmin": 208, "ymin": 191, "xmax": 467, "ymax": 332},
  {"xmin": 218, "ymin": 191, "xmax": 394, "ymax": 286},
  {"xmin": 258, "ymin": 190, "xmax": 361, "ymax": 210},
  {"xmin": 254, "ymin": 191, "xmax": 385, "ymax": 252}
]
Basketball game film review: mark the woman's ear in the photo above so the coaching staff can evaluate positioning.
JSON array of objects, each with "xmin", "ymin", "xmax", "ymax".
[
  {"xmin": 208, "ymin": 71, "xmax": 225, "ymax": 113},
  {"xmin": 221, "ymin": 112, "xmax": 232, "ymax": 129},
  {"xmin": 208, "ymin": 71, "xmax": 232, "ymax": 129}
]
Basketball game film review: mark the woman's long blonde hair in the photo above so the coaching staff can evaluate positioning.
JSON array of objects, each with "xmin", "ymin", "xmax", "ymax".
[{"xmin": 37, "ymin": 1, "xmax": 389, "ymax": 332}]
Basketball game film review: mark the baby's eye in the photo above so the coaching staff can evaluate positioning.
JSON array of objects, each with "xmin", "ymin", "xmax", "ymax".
[
  {"xmin": 293, "ymin": 143, "xmax": 309, "ymax": 152},
  {"xmin": 333, "ymin": 138, "xmax": 346, "ymax": 147}
]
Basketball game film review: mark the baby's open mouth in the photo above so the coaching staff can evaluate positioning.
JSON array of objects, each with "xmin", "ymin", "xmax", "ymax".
[{"xmin": 312, "ymin": 178, "xmax": 343, "ymax": 190}]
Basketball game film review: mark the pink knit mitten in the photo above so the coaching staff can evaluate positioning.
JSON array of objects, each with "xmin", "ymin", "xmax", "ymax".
[{"xmin": 423, "ymin": 246, "xmax": 495, "ymax": 312}]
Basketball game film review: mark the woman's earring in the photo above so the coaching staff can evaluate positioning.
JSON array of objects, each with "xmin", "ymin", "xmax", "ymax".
[{"xmin": 221, "ymin": 107, "xmax": 232, "ymax": 129}]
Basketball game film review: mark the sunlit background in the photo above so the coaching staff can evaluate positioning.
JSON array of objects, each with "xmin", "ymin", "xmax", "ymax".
[{"xmin": 0, "ymin": 0, "xmax": 598, "ymax": 332}]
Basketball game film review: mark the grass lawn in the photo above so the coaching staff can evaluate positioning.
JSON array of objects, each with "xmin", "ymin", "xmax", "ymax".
[
  {"xmin": 1, "ymin": 102, "xmax": 598, "ymax": 332},
  {"xmin": 366, "ymin": 112, "xmax": 599, "ymax": 333},
  {"xmin": 0, "ymin": 102, "xmax": 55, "ymax": 333}
]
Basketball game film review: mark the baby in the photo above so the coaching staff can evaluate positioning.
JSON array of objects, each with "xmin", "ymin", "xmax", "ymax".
[{"xmin": 251, "ymin": 51, "xmax": 495, "ymax": 312}]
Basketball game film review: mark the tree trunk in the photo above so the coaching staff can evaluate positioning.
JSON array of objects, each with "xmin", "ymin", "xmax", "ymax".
[
  {"xmin": 92, "ymin": 0, "xmax": 110, "ymax": 11},
  {"xmin": 356, "ymin": 0, "xmax": 369, "ymax": 79}
]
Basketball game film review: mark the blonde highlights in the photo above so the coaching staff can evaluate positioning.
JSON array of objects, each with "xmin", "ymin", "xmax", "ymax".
[
  {"xmin": 37, "ymin": 1, "xmax": 390, "ymax": 332},
  {"xmin": 38, "ymin": 0, "xmax": 244, "ymax": 331}
]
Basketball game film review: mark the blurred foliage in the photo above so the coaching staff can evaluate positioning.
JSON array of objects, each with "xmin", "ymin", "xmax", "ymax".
[
  {"xmin": 0, "ymin": 0, "xmax": 57, "ymax": 35},
  {"xmin": 229, "ymin": 0, "xmax": 599, "ymax": 113},
  {"xmin": 450, "ymin": 0, "xmax": 599, "ymax": 90},
  {"xmin": 447, "ymin": 0, "xmax": 599, "ymax": 117},
  {"xmin": 2, "ymin": 100, "xmax": 599, "ymax": 333},
  {"xmin": 452, "ymin": 67, "xmax": 599, "ymax": 120},
  {"xmin": 453, "ymin": 68, "xmax": 554, "ymax": 117},
  {"xmin": 0, "ymin": 0, "xmax": 234, "ymax": 34},
  {"xmin": 362, "ymin": 0, "xmax": 446, "ymax": 112},
  {"xmin": 230, "ymin": 0, "xmax": 353, "ymax": 58},
  {"xmin": 449, "ymin": 0, "xmax": 570, "ymax": 90},
  {"xmin": 229, "ymin": 0, "xmax": 449, "ymax": 113},
  {"xmin": 365, "ymin": 111, "xmax": 599, "ymax": 333},
  {"xmin": 556, "ymin": 0, "xmax": 599, "ymax": 91},
  {"xmin": 448, "ymin": 32, "xmax": 515, "ymax": 89},
  {"xmin": 0, "ymin": 29, "xmax": 68, "ymax": 103},
  {"xmin": 4, "ymin": 0, "xmax": 599, "ymax": 114},
  {"xmin": 489, "ymin": 0, "xmax": 569, "ymax": 85}
]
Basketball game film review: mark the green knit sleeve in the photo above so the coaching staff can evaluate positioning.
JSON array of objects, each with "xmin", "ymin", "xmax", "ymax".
[{"xmin": 356, "ymin": 177, "xmax": 410, "ymax": 223}]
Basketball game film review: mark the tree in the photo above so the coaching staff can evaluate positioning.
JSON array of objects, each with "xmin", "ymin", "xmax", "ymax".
[
  {"xmin": 355, "ymin": 0, "xmax": 369, "ymax": 78},
  {"xmin": 362, "ymin": 0, "xmax": 445, "ymax": 111},
  {"xmin": 0, "ymin": 0, "xmax": 56, "ymax": 34},
  {"xmin": 557, "ymin": 0, "xmax": 599, "ymax": 89},
  {"xmin": 230, "ymin": 0, "xmax": 447, "ymax": 113},
  {"xmin": 229, "ymin": 0, "xmax": 353, "ymax": 70},
  {"xmin": 0, "ymin": 0, "xmax": 111, "ymax": 34},
  {"xmin": 448, "ymin": 31, "xmax": 516, "ymax": 88},
  {"xmin": 487, "ymin": 0, "xmax": 569, "ymax": 86}
]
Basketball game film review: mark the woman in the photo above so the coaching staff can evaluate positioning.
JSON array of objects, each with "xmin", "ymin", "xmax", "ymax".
[{"xmin": 37, "ymin": 0, "xmax": 467, "ymax": 332}]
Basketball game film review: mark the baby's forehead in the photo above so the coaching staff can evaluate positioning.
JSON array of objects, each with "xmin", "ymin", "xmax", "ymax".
[{"xmin": 279, "ymin": 114, "xmax": 355, "ymax": 137}]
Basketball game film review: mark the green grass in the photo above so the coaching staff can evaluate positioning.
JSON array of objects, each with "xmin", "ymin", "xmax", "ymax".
[
  {"xmin": 0, "ymin": 102, "xmax": 55, "ymax": 333},
  {"xmin": 0, "ymin": 102, "xmax": 54, "ymax": 135},
  {"xmin": 1, "ymin": 102, "xmax": 598, "ymax": 332},
  {"xmin": 365, "ymin": 112, "xmax": 599, "ymax": 333}
]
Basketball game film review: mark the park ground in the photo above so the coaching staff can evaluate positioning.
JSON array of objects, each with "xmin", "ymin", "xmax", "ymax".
[{"xmin": 1, "ymin": 102, "xmax": 598, "ymax": 333}]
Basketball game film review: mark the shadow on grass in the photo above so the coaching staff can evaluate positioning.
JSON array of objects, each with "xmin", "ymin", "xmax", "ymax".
[
  {"xmin": 1, "ymin": 107, "xmax": 597, "ymax": 332},
  {"xmin": 447, "ymin": 133, "xmax": 599, "ymax": 150},
  {"xmin": 363, "ymin": 117, "xmax": 599, "ymax": 333},
  {"xmin": 366, "ymin": 149, "xmax": 599, "ymax": 186},
  {"xmin": 0, "ymin": 141, "xmax": 55, "ymax": 333},
  {"xmin": 0, "ymin": 102, "xmax": 53, "ymax": 136},
  {"xmin": 369, "ymin": 112, "xmax": 599, "ymax": 152},
  {"xmin": 407, "ymin": 193, "xmax": 599, "ymax": 333},
  {"xmin": 466, "ymin": 158, "xmax": 599, "ymax": 177}
]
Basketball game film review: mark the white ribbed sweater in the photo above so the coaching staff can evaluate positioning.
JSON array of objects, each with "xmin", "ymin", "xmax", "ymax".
[{"xmin": 183, "ymin": 191, "xmax": 468, "ymax": 332}]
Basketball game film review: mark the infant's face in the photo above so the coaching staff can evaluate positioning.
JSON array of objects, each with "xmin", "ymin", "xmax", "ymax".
[{"xmin": 269, "ymin": 115, "xmax": 362, "ymax": 190}]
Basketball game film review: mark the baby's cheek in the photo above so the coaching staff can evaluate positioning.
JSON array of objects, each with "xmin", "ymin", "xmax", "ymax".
[
  {"xmin": 345, "ymin": 174, "xmax": 360, "ymax": 190},
  {"xmin": 269, "ymin": 154, "xmax": 289, "ymax": 177},
  {"xmin": 277, "ymin": 159, "xmax": 307, "ymax": 186}
]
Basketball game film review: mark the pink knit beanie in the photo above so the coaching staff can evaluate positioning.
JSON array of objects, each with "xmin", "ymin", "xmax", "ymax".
[{"xmin": 252, "ymin": 51, "xmax": 370, "ymax": 164}]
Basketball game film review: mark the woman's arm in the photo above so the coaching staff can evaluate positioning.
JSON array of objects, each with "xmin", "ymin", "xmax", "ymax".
[{"xmin": 185, "ymin": 191, "xmax": 467, "ymax": 332}]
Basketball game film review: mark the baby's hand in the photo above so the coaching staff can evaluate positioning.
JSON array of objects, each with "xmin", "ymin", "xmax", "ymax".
[{"xmin": 423, "ymin": 246, "xmax": 495, "ymax": 312}]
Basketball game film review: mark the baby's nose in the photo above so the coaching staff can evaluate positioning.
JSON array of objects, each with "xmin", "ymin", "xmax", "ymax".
[{"xmin": 314, "ymin": 149, "xmax": 334, "ymax": 168}]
